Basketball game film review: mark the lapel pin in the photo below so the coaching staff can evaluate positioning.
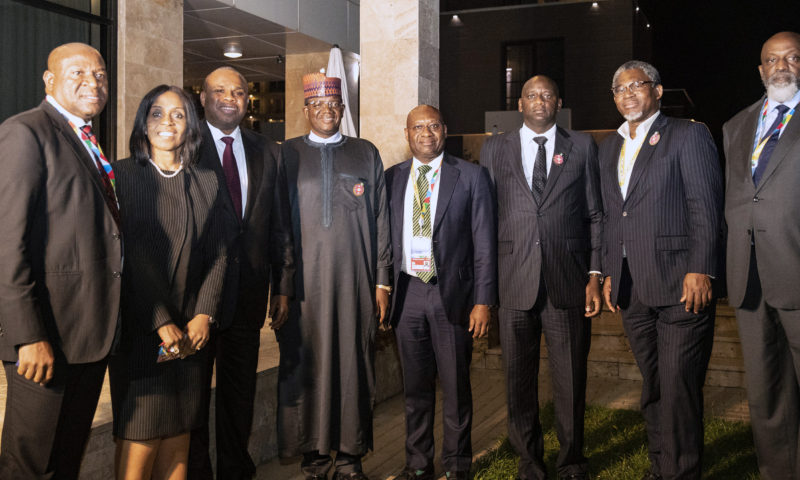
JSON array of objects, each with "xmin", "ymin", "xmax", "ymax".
[
  {"xmin": 353, "ymin": 182, "xmax": 365, "ymax": 196},
  {"xmin": 553, "ymin": 153, "xmax": 564, "ymax": 165},
  {"xmin": 649, "ymin": 131, "xmax": 660, "ymax": 146}
]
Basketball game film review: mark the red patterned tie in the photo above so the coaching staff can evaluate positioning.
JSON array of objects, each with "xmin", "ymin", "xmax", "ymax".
[
  {"xmin": 80, "ymin": 125, "xmax": 120, "ymax": 227},
  {"xmin": 221, "ymin": 136, "xmax": 242, "ymax": 218}
]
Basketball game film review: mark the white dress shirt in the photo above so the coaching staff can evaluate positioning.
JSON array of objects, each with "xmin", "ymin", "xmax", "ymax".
[
  {"xmin": 46, "ymin": 95, "xmax": 98, "ymax": 168},
  {"xmin": 401, "ymin": 154, "xmax": 444, "ymax": 277},
  {"xmin": 520, "ymin": 123, "xmax": 558, "ymax": 189},
  {"xmin": 752, "ymin": 89, "xmax": 800, "ymax": 174},
  {"xmin": 616, "ymin": 111, "xmax": 660, "ymax": 199},
  {"xmin": 308, "ymin": 131, "xmax": 343, "ymax": 144},
  {"xmin": 207, "ymin": 121, "xmax": 249, "ymax": 216}
]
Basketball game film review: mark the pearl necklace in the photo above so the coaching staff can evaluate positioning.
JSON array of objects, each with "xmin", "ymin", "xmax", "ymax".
[{"xmin": 148, "ymin": 158, "xmax": 184, "ymax": 178}]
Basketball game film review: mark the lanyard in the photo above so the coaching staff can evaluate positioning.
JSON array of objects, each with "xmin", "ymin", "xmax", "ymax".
[
  {"xmin": 751, "ymin": 101, "xmax": 795, "ymax": 168},
  {"xmin": 411, "ymin": 165, "xmax": 440, "ymax": 214},
  {"xmin": 617, "ymin": 138, "xmax": 643, "ymax": 187}
]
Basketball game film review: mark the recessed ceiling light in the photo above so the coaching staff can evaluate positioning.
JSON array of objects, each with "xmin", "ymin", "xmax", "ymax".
[{"xmin": 223, "ymin": 41, "xmax": 242, "ymax": 59}]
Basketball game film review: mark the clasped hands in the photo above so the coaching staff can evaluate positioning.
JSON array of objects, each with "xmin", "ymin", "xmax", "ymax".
[{"xmin": 157, "ymin": 314, "xmax": 211, "ymax": 361}]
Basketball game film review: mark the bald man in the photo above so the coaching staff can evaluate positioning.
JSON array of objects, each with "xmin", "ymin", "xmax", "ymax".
[
  {"xmin": 386, "ymin": 105, "xmax": 496, "ymax": 480},
  {"xmin": 0, "ymin": 43, "xmax": 122, "ymax": 478},
  {"xmin": 480, "ymin": 75, "xmax": 602, "ymax": 480},
  {"xmin": 724, "ymin": 31, "xmax": 800, "ymax": 479}
]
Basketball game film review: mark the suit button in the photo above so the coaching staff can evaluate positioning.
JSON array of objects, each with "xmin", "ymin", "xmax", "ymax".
[
  {"xmin": 535, "ymin": 240, "xmax": 540, "ymax": 245},
  {"xmin": 112, "ymin": 271, "xmax": 121, "ymax": 278},
  {"xmin": 622, "ymin": 211, "xmax": 628, "ymax": 217},
  {"xmin": 753, "ymin": 197, "xmax": 759, "ymax": 203},
  {"xmin": 112, "ymin": 233, "xmax": 121, "ymax": 240}
]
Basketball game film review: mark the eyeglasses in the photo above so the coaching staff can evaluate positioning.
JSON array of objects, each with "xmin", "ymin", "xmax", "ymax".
[
  {"xmin": 307, "ymin": 100, "xmax": 344, "ymax": 110},
  {"xmin": 611, "ymin": 80, "xmax": 654, "ymax": 97}
]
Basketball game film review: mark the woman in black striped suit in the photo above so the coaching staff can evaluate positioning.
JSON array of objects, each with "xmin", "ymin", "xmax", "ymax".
[{"xmin": 109, "ymin": 85, "xmax": 227, "ymax": 480}]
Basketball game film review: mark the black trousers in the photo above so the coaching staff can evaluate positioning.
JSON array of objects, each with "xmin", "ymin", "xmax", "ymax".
[
  {"xmin": 499, "ymin": 282, "xmax": 591, "ymax": 480},
  {"xmin": 394, "ymin": 273, "xmax": 474, "ymax": 473},
  {"xmin": 0, "ymin": 357, "xmax": 107, "ymax": 480},
  {"xmin": 736, "ymin": 248, "xmax": 800, "ymax": 480},
  {"xmin": 188, "ymin": 320, "xmax": 261, "ymax": 480},
  {"xmin": 618, "ymin": 261, "xmax": 715, "ymax": 480}
]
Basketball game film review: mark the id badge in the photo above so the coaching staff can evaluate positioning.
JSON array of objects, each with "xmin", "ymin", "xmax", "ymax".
[{"xmin": 410, "ymin": 236, "xmax": 433, "ymax": 273}]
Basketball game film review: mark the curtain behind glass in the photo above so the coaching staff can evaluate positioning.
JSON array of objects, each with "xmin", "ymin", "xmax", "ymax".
[{"xmin": 0, "ymin": 0, "xmax": 95, "ymax": 122}]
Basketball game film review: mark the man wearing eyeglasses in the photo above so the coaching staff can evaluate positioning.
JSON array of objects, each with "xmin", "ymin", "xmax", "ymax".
[
  {"xmin": 599, "ymin": 61, "xmax": 723, "ymax": 480},
  {"xmin": 276, "ymin": 73, "xmax": 392, "ymax": 480},
  {"xmin": 480, "ymin": 75, "xmax": 602, "ymax": 480},
  {"xmin": 723, "ymin": 31, "xmax": 800, "ymax": 480}
]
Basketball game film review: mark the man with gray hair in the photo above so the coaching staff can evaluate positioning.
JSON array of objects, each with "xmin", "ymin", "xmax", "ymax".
[
  {"xmin": 599, "ymin": 60, "xmax": 723, "ymax": 480},
  {"xmin": 723, "ymin": 31, "xmax": 800, "ymax": 479}
]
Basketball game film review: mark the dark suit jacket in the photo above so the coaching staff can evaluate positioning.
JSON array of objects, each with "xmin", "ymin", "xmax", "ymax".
[
  {"xmin": 724, "ymin": 97, "xmax": 800, "ymax": 309},
  {"xmin": 599, "ymin": 114, "xmax": 723, "ymax": 307},
  {"xmin": 197, "ymin": 123, "xmax": 294, "ymax": 330},
  {"xmin": 386, "ymin": 153, "xmax": 497, "ymax": 325},
  {"xmin": 0, "ymin": 100, "xmax": 122, "ymax": 363},
  {"xmin": 480, "ymin": 126, "xmax": 603, "ymax": 311}
]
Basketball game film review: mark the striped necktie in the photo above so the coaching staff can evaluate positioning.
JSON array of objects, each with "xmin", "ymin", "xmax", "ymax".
[{"xmin": 412, "ymin": 165, "xmax": 434, "ymax": 283}]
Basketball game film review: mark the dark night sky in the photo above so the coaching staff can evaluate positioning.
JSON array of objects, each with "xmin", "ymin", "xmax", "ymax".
[{"xmin": 639, "ymin": 0, "xmax": 800, "ymax": 154}]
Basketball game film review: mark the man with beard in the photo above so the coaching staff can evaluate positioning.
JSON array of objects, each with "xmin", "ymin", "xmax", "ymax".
[
  {"xmin": 277, "ymin": 73, "xmax": 391, "ymax": 480},
  {"xmin": 599, "ymin": 61, "xmax": 723, "ymax": 480},
  {"xmin": 723, "ymin": 31, "xmax": 800, "ymax": 479}
]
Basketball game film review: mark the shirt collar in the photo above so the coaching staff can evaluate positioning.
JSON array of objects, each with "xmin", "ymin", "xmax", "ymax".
[
  {"xmin": 617, "ymin": 111, "xmax": 660, "ymax": 141},
  {"xmin": 309, "ymin": 130, "xmax": 343, "ymax": 144},
  {"xmin": 47, "ymin": 95, "xmax": 90, "ymax": 128},
  {"xmin": 766, "ymin": 88, "xmax": 800, "ymax": 113},
  {"xmin": 520, "ymin": 122, "xmax": 558, "ymax": 146},
  {"xmin": 412, "ymin": 153, "xmax": 444, "ymax": 173},
  {"xmin": 206, "ymin": 121, "xmax": 242, "ymax": 144}
]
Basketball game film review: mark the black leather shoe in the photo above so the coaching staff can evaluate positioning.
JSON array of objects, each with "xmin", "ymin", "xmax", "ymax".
[
  {"xmin": 305, "ymin": 475, "xmax": 327, "ymax": 480},
  {"xmin": 641, "ymin": 471, "xmax": 662, "ymax": 480},
  {"xmin": 559, "ymin": 474, "xmax": 589, "ymax": 480},
  {"xmin": 332, "ymin": 472, "xmax": 369, "ymax": 480},
  {"xmin": 444, "ymin": 471, "xmax": 468, "ymax": 480},
  {"xmin": 395, "ymin": 467, "xmax": 434, "ymax": 480}
]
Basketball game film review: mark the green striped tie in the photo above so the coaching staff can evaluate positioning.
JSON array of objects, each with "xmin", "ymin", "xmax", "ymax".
[{"xmin": 412, "ymin": 165, "xmax": 434, "ymax": 282}]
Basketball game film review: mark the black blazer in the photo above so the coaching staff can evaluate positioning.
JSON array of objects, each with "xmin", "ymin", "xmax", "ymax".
[
  {"xmin": 481, "ymin": 126, "xmax": 603, "ymax": 311},
  {"xmin": 599, "ymin": 114, "xmax": 723, "ymax": 307},
  {"xmin": 724, "ymin": 97, "xmax": 800, "ymax": 309},
  {"xmin": 386, "ymin": 153, "xmax": 497, "ymax": 325},
  {"xmin": 0, "ymin": 100, "xmax": 123, "ymax": 363},
  {"xmin": 197, "ymin": 123, "xmax": 294, "ymax": 329}
]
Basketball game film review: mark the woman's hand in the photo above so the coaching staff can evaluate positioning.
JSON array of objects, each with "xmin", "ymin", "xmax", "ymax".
[
  {"xmin": 157, "ymin": 323, "xmax": 184, "ymax": 349},
  {"xmin": 185, "ymin": 314, "xmax": 211, "ymax": 351}
]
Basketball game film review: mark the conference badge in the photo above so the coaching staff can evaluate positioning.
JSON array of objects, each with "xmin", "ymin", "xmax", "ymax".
[
  {"xmin": 553, "ymin": 153, "xmax": 564, "ymax": 165},
  {"xmin": 649, "ymin": 131, "xmax": 660, "ymax": 146}
]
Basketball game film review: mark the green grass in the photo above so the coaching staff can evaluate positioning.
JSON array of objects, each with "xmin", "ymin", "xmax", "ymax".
[{"xmin": 471, "ymin": 403, "xmax": 759, "ymax": 480}]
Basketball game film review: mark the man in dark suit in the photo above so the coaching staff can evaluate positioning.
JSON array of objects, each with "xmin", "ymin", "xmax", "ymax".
[
  {"xmin": 188, "ymin": 66, "xmax": 295, "ymax": 480},
  {"xmin": 723, "ymin": 31, "xmax": 800, "ymax": 480},
  {"xmin": 479, "ymin": 75, "xmax": 603, "ymax": 480},
  {"xmin": 0, "ymin": 42, "xmax": 122, "ymax": 479},
  {"xmin": 599, "ymin": 61, "xmax": 723, "ymax": 480},
  {"xmin": 387, "ymin": 105, "xmax": 496, "ymax": 480}
]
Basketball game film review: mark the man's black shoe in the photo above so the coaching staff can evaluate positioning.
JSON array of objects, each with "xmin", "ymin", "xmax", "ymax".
[
  {"xmin": 641, "ymin": 471, "xmax": 662, "ymax": 480},
  {"xmin": 305, "ymin": 475, "xmax": 327, "ymax": 480},
  {"xmin": 394, "ymin": 466, "xmax": 434, "ymax": 480},
  {"xmin": 332, "ymin": 472, "xmax": 369, "ymax": 480},
  {"xmin": 559, "ymin": 474, "xmax": 589, "ymax": 480}
]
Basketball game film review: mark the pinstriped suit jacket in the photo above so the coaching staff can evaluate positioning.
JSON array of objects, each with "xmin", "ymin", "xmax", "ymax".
[
  {"xmin": 724, "ymin": 97, "xmax": 800, "ymax": 309},
  {"xmin": 599, "ymin": 114, "xmax": 723, "ymax": 307},
  {"xmin": 480, "ymin": 126, "xmax": 603, "ymax": 311}
]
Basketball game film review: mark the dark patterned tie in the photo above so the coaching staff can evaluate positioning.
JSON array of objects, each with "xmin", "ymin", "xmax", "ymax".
[
  {"xmin": 221, "ymin": 136, "xmax": 243, "ymax": 218},
  {"xmin": 532, "ymin": 136, "xmax": 548, "ymax": 204},
  {"xmin": 412, "ymin": 165, "xmax": 434, "ymax": 283},
  {"xmin": 80, "ymin": 125, "xmax": 120, "ymax": 227},
  {"xmin": 753, "ymin": 104, "xmax": 789, "ymax": 187}
]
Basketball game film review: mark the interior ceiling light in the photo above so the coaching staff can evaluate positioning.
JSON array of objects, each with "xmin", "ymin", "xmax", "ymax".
[{"xmin": 223, "ymin": 41, "xmax": 242, "ymax": 59}]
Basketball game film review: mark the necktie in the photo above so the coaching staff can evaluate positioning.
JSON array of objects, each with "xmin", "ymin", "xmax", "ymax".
[
  {"xmin": 532, "ymin": 136, "xmax": 548, "ymax": 204},
  {"xmin": 221, "ymin": 136, "xmax": 243, "ymax": 218},
  {"xmin": 753, "ymin": 104, "xmax": 789, "ymax": 187},
  {"xmin": 412, "ymin": 165, "xmax": 435, "ymax": 283},
  {"xmin": 80, "ymin": 125, "xmax": 120, "ymax": 227}
]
